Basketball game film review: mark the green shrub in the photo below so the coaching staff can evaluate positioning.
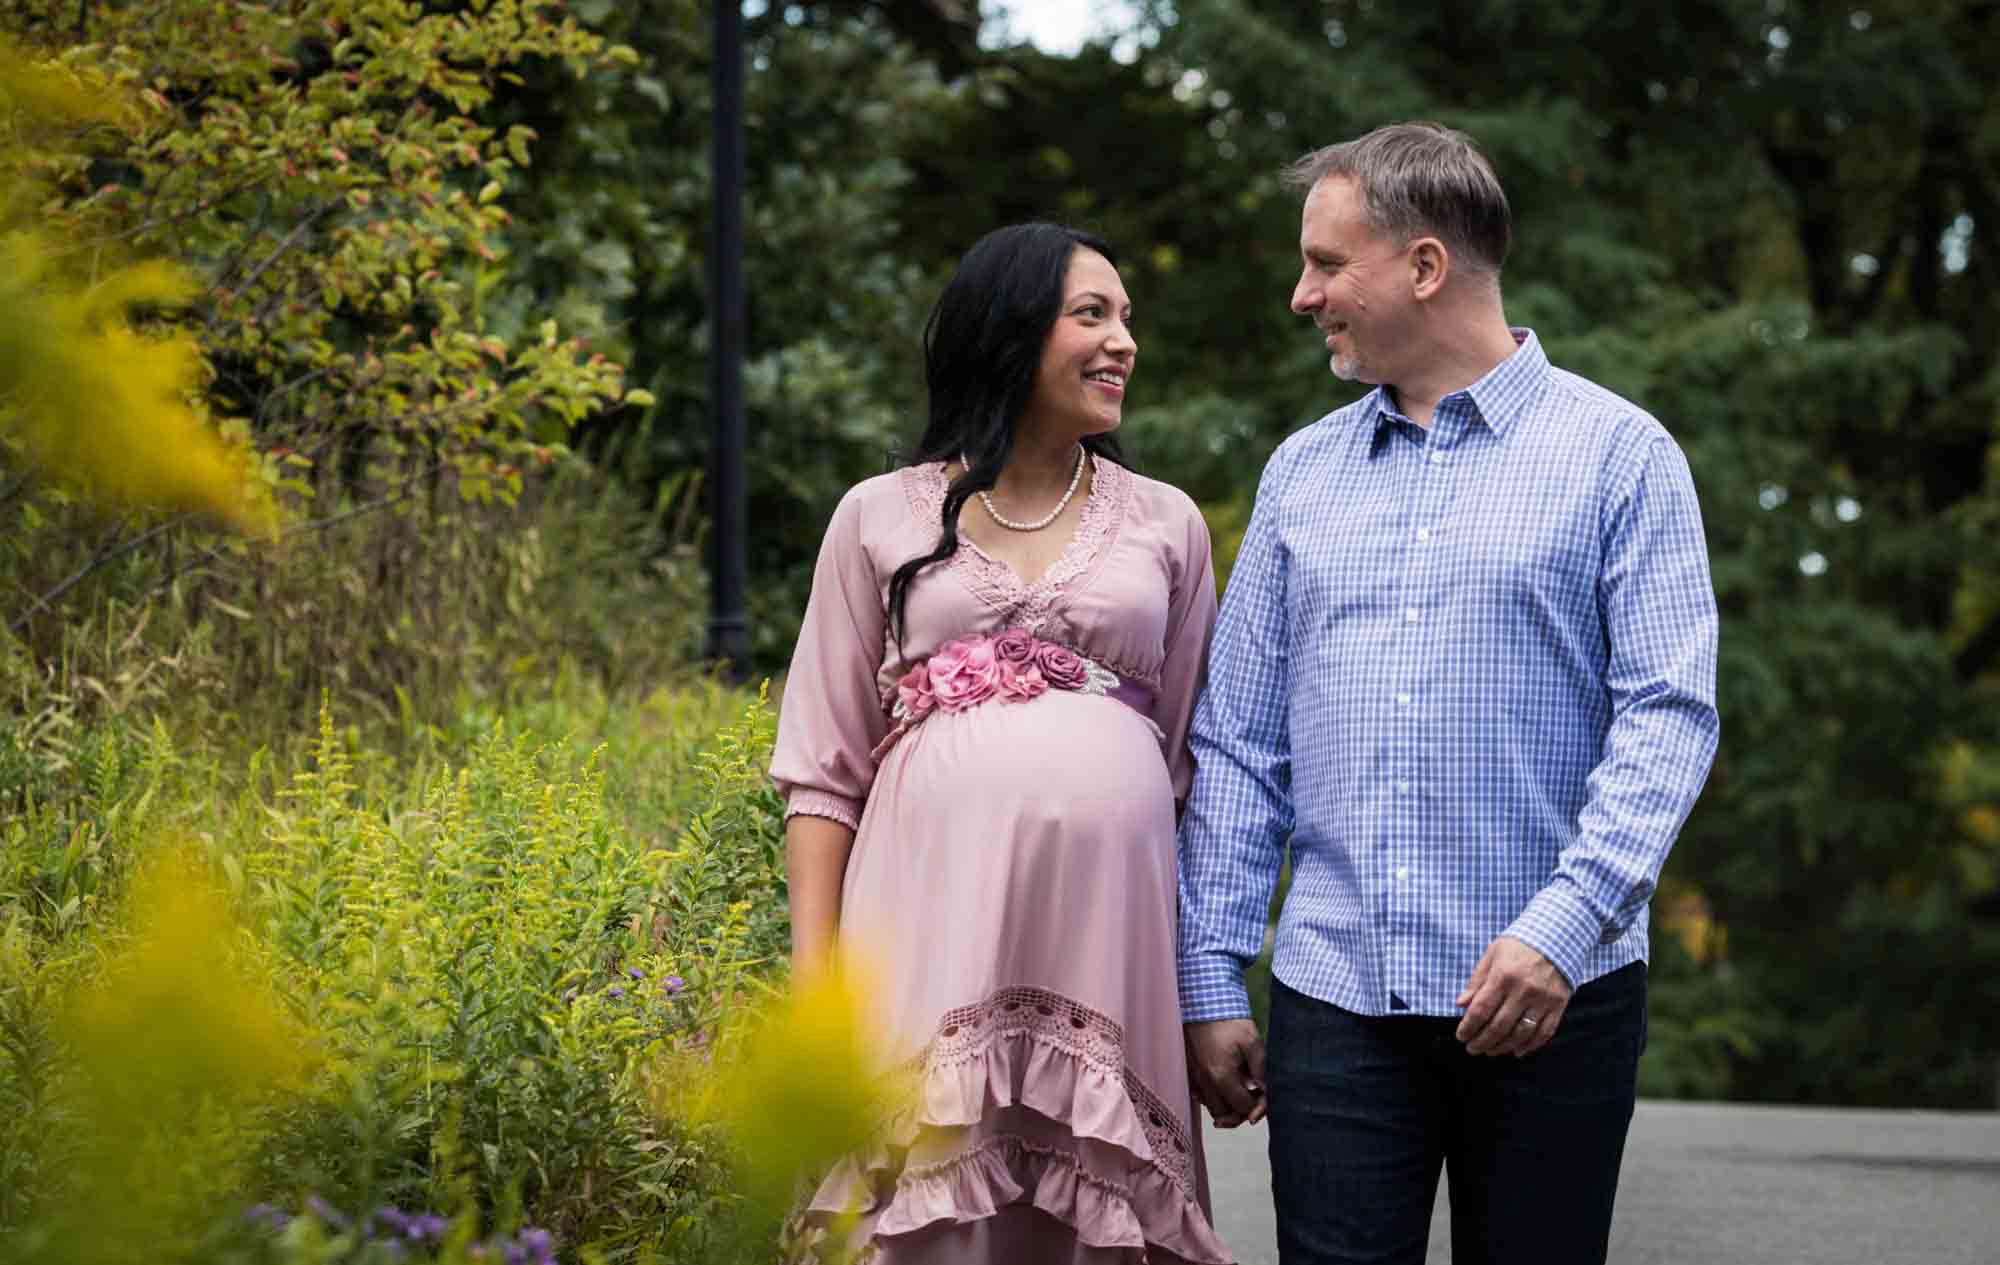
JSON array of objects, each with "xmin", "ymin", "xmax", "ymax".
[
  {"xmin": 0, "ymin": 679, "xmax": 789, "ymax": 1265},
  {"xmin": 1636, "ymin": 934, "xmax": 1767, "ymax": 1102},
  {"xmin": 243, "ymin": 689, "xmax": 784, "ymax": 1259}
]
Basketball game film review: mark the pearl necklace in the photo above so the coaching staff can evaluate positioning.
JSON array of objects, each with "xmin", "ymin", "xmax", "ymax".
[{"xmin": 964, "ymin": 447, "xmax": 1087, "ymax": 532}]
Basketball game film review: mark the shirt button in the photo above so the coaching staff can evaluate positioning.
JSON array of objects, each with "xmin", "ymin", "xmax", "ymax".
[
  {"xmin": 1395, "ymin": 866, "xmax": 1411, "ymax": 881},
  {"xmin": 1396, "ymin": 692, "xmax": 1412, "ymax": 706},
  {"xmin": 1428, "ymin": 451, "xmax": 1446, "ymax": 465},
  {"xmin": 1396, "ymin": 779, "xmax": 1412, "ymax": 795},
  {"xmin": 1403, "ymin": 607, "xmax": 1420, "ymax": 623},
  {"xmin": 1415, "ymin": 526, "xmax": 1433, "ymax": 542}
]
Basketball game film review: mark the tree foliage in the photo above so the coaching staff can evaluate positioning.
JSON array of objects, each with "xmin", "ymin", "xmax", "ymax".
[
  {"xmin": 1, "ymin": 0, "xmax": 647, "ymax": 657},
  {"xmin": 0, "ymin": 37, "xmax": 269, "ymax": 532},
  {"xmin": 478, "ymin": 1, "xmax": 947, "ymax": 664},
  {"xmin": 539, "ymin": 0, "xmax": 1998, "ymax": 1105},
  {"xmin": 5, "ymin": 0, "xmax": 1993, "ymax": 1109}
]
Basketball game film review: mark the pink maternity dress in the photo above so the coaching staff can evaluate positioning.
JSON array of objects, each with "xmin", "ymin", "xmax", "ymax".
[{"xmin": 771, "ymin": 456, "xmax": 1231, "ymax": 1264}]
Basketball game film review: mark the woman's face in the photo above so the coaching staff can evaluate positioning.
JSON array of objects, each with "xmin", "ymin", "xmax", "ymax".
[{"xmin": 1021, "ymin": 248, "xmax": 1136, "ymax": 441}]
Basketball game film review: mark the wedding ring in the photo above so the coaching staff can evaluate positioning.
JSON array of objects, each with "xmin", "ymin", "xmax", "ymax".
[{"xmin": 1518, "ymin": 1014, "xmax": 1540, "ymax": 1028}]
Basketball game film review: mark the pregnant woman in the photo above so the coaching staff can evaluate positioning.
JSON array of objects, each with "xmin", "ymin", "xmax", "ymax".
[{"xmin": 771, "ymin": 222, "xmax": 1231, "ymax": 1264}]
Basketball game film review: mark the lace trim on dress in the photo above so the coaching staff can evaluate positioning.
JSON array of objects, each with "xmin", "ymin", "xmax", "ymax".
[
  {"xmin": 922, "ymin": 985, "xmax": 1197, "ymax": 1201},
  {"xmin": 1080, "ymin": 648, "xmax": 1164, "ymax": 692},
  {"xmin": 897, "ymin": 458, "xmax": 1129, "ymax": 634}
]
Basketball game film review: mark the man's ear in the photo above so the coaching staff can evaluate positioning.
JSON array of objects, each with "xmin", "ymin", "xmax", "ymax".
[{"xmin": 1410, "ymin": 237, "xmax": 1449, "ymax": 300}]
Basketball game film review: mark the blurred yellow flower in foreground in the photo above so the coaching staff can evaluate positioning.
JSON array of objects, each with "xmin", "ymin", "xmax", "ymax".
[
  {"xmin": 0, "ymin": 238, "xmax": 276, "ymax": 536},
  {"xmin": 58, "ymin": 848, "xmax": 308, "ymax": 1126},
  {"xmin": 666, "ymin": 962, "xmax": 907, "ymax": 1243},
  {"xmin": 1, "ymin": 39, "xmax": 273, "ymax": 536},
  {"xmin": 0, "ymin": 38, "xmax": 127, "ymax": 131},
  {"xmin": 36, "ymin": 849, "xmax": 308, "ymax": 1263}
]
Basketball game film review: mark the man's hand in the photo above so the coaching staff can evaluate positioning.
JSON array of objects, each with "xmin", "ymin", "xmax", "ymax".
[
  {"xmin": 1185, "ymin": 1018, "xmax": 1267, "ymax": 1127},
  {"xmin": 1455, "ymin": 936, "xmax": 1572, "ymax": 1057}
]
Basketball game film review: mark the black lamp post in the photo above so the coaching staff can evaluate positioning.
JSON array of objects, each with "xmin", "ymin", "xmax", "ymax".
[{"xmin": 706, "ymin": 0, "xmax": 748, "ymax": 675}]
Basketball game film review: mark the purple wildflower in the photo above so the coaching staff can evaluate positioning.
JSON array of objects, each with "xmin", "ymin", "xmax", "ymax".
[
  {"xmin": 563, "ymin": 987, "xmax": 578, "ymax": 1003},
  {"xmin": 627, "ymin": 967, "xmax": 644, "ymax": 981},
  {"xmin": 518, "ymin": 1228, "xmax": 556, "ymax": 1265},
  {"xmin": 663, "ymin": 975, "xmax": 685, "ymax": 995},
  {"xmin": 412, "ymin": 1213, "xmax": 449, "ymax": 1241},
  {"xmin": 608, "ymin": 986, "xmax": 624, "ymax": 999},
  {"xmin": 244, "ymin": 1203, "xmax": 291, "ymax": 1231},
  {"xmin": 304, "ymin": 1195, "xmax": 350, "ymax": 1231}
]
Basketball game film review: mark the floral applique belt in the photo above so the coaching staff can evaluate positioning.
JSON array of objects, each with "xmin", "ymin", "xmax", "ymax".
[{"xmin": 871, "ymin": 628, "xmax": 1161, "ymax": 760}]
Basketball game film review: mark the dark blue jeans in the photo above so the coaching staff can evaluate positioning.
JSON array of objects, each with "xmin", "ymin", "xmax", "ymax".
[{"xmin": 1265, "ymin": 962, "xmax": 1647, "ymax": 1265}]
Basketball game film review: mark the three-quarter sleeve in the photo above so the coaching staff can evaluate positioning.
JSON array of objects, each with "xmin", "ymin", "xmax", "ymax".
[
  {"xmin": 770, "ymin": 486, "xmax": 891, "ymax": 830},
  {"xmin": 1155, "ymin": 496, "xmax": 1218, "ymax": 806}
]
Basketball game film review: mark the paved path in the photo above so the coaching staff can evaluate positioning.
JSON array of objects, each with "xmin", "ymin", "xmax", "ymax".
[{"xmin": 1202, "ymin": 1100, "xmax": 2000, "ymax": 1263}]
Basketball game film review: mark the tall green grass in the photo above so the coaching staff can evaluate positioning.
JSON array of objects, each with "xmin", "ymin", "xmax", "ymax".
[
  {"xmin": 0, "ymin": 463, "xmax": 877, "ymax": 1263},
  {"xmin": 0, "ymin": 679, "xmax": 791, "ymax": 1264}
]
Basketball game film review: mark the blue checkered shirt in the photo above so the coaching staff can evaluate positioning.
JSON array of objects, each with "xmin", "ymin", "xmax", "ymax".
[{"xmin": 1177, "ymin": 329, "xmax": 1719, "ymax": 1022}]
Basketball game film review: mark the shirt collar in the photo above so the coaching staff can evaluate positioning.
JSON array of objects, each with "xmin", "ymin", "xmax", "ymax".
[{"xmin": 1368, "ymin": 328, "xmax": 1548, "ymax": 439}]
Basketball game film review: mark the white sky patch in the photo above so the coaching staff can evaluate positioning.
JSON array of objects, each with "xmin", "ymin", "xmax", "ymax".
[{"xmin": 982, "ymin": 0, "xmax": 1150, "ymax": 57}]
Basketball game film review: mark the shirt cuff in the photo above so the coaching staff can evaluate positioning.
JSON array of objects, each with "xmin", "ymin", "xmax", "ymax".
[
  {"xmin": 784, "ymin": 789, "xmax": 862, "ymax": 832},
  {"xmin": 1503, "ymin": 880, "xmax": 1606, "ymax": 990},
  {"xmin": 1177, "ymin": 951, "xmax": 1254, "ymax": 1024}
]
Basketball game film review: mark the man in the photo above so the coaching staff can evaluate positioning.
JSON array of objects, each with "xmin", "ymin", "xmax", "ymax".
[{"xmin": 1177, "ymin": 122, "xmax": 1719, "ymax": 1265}]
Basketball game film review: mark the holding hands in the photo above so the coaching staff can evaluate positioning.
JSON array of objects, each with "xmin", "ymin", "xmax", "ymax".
[{"xmin": 1186, "ymin": 1018, "xmax": 1267, "ymax": 1128}]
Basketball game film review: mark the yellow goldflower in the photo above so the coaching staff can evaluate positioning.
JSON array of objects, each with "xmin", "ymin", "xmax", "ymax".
[{"xmin": 665, "ymin": 961, "xmax": 907, "ymax": 1245}]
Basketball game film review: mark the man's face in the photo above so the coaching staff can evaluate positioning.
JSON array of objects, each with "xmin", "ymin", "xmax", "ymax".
[{"xmin": 1289, "ymin": 176, "xmax": 1414, "ymax": 384}]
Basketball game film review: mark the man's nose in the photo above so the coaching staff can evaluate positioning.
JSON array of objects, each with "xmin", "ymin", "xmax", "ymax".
[{"xmin": 1290, "ymin": 273, "xmax": 1319, "ymax": 315}]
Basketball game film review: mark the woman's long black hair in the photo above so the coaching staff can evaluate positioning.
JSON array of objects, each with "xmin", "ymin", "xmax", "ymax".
[{"xmin": 885, "ymin": 223, "xmax": 1129, "ymax": 645}]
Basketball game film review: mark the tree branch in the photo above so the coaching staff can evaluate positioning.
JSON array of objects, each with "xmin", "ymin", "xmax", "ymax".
[
  {"xmin": 207, "ymin": 199, "xmax": 335, "ymax": 327},
  {"xmin": 8, "ymin": 517, "xmax": 185, "ymax": 637},
  {"xmin": 57, "ymin": 173, "xmax": 268, "ymax": 257},
  {"xmin": 255, "ymin": 365, "xmax": 336, "ymax": 429},
  {"xmin": 151, "ymin": 470, "xmax": 436, "ymax": 597}
]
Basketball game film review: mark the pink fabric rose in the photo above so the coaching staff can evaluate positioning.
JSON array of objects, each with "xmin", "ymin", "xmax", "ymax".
[
  {"xmin": 1032, "ymin": 639, "xmax": 1089, "ymax": 691},
  {"xmin": 895, "ymin": 660, "xmax": 936, "ymax": 720},
  {"xmin": 998, "ymin": 661, "xmax": 1049, "ymax": 701},
  {"xmin": 928, "ymin": 636, "xmax": 1001, "ymax": 711},
  {"xmin": 991, "ymin": 627, "xmax": 1036, "ymax": 667}
]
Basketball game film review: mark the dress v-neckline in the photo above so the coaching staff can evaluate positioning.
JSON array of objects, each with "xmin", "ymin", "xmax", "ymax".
[
  {"xmin": 901, "ymin": 457, "xmax": 1127, "ymax": 625},
  {"xmin": 957, "ymin": 459, "xmax": 1101, "ymax": 592}
]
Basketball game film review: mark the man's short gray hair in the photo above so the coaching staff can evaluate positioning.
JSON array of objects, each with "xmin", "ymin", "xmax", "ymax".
[{"xmin": 1283, "ymin": 122, "xmax": 1511, "ymax": 276}]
